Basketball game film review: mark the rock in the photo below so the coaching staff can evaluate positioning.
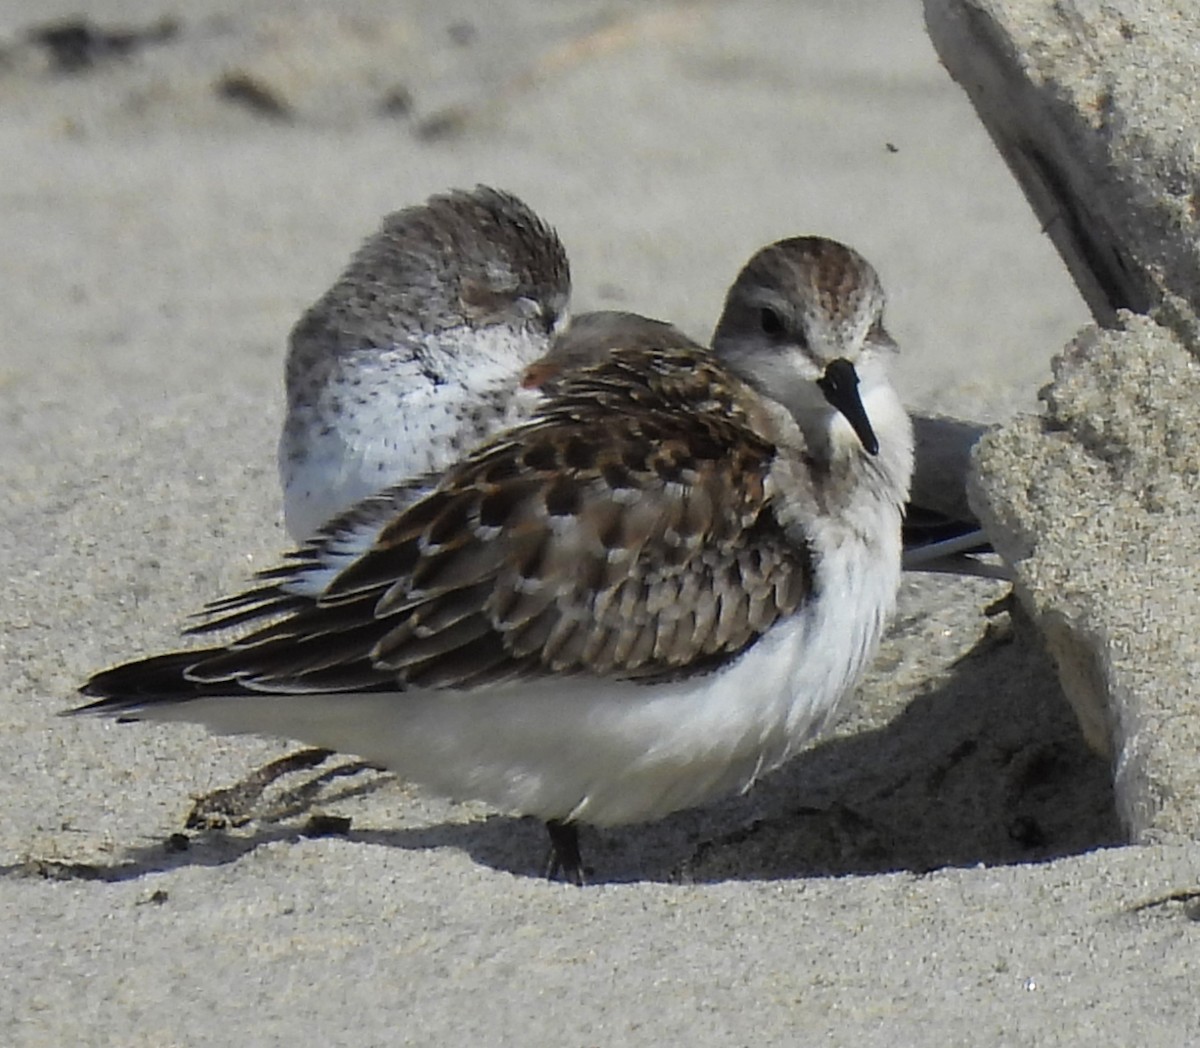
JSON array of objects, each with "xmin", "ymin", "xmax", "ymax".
[
  {"xmin": 923, "ymin": 0, "xmax": 1200, "ymax": 340},
  {"xmin": 969, "ymin": 314, "xmax": 1200, "ymax": 841},
  {"xmin": 926, "ymin": 0, "xmax": 1200, "ymax": 841}
]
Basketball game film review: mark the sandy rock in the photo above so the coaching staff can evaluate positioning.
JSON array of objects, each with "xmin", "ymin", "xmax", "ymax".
[
  {"xmin": 970, "ymin": 313, "xmax": 1200, "ymax": 840},
  {"xmin": 924, "ymin": 0, "xmax": 1200, "ymax": 338}
]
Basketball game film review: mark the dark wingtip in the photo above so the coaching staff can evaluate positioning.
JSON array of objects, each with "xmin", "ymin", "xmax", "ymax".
[{"xmin": 73, "ymin": 648, "xmax": 227, "ymax": 716}]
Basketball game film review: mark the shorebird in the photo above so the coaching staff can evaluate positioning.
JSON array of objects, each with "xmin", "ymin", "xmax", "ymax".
[
  {"xmin": 279, "ymin": 185, "xmax": 992, "ymax": 577},
  {"xmin": 279, "ymin": 186, "xmax": 570, "ymax": 543},
  {"xmin": 532, "ymin": 315, "xmax": 998, "ymax": 579},
  {"xmin": 78, "ymin": 236, "xmax": 914, "ymax": 884}
]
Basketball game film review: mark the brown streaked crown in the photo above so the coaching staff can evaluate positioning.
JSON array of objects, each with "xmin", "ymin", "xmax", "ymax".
[{"xmin": 712, "ymin": 236, "xmax": 886, "ymax": 363}]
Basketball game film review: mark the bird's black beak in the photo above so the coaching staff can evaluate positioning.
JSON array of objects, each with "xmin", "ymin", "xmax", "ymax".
[{"xmin": 817, "ymin": 357, "xmax": 879, "ymax": 456}]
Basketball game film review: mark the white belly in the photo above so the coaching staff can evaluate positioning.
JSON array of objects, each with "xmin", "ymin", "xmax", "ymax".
[{"xmin": 140, "ymin": 520, "xmax": 901, "ymax": 827}]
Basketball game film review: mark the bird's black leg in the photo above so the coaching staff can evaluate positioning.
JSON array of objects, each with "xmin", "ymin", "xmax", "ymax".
[{"xmin": 544, "ymin": 819, "xmax": 585, "ymax": 886}]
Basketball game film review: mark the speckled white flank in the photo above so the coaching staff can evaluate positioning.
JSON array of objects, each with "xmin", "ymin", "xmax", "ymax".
[{"xmin": 279, "ymin": 324, "xmax": 547, "ymax": 542}]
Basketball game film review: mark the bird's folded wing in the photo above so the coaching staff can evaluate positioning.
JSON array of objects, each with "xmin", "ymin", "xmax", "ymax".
[{"xmin": 85, "ymin": 351, "xmax": 816, "ymax": 706}]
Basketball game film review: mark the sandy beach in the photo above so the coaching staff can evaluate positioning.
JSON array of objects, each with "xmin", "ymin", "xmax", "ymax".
[{"xmin": 2, "ymin": 1, "xmax": 1197, "ymax": 1044}]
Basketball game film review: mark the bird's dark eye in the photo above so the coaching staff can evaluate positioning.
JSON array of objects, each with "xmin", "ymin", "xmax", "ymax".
[{"xmin": 759, "ymin": 307, "xmax": 785, "ymax": 337}]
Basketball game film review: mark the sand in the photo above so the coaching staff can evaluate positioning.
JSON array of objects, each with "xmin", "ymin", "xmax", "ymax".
[{"xmin": 3, "ymin": 1, "xmax": 1196, "ymax": 1045}]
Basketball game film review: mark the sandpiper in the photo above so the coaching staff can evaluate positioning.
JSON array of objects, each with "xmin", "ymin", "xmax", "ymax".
[
  {"xmin": 79, "ymin": 236, "xmax": 913, "ymax": 884},
  {"xmin": 279, "ymin": 186, "xmax": 570, "ymax": 542}
]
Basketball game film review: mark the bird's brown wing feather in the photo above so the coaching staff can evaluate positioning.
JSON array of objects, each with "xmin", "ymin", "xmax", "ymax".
[{"xmin": 92, "ymin": 350, "xmax": 816, "ymax": 702}]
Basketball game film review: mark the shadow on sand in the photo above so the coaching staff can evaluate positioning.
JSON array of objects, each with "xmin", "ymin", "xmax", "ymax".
[{"xmin": 10, "ymin": 605, "xmax": 1123, "ymax": 888}]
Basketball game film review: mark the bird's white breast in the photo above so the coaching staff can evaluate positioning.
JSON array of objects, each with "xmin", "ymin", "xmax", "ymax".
[{"xmin": 279, "ymin": 326, "xmax": 547, "ymax": 541}]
